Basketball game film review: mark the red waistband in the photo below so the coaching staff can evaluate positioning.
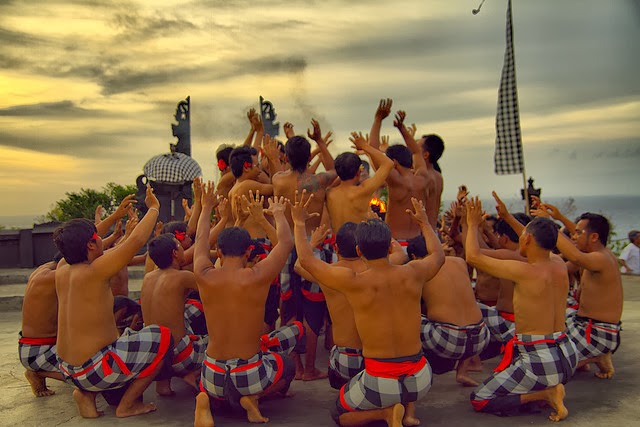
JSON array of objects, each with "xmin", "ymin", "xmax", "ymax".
[
  {"xmin": 301, "ymin": 288, "xmax": 326, "ymax": 302},
  {"xmin": 364, "ymin": 355, "xmax": 426, "ymax": 379},
  {"xmin": 494, "ymin": 333, "xmax": 567, "ymax": 373},
  {"xmin": 173, "ymin": 335, "xmax": 199, "ymax": 365},
  {"xmin": 186, "ymin": 299, "xmax": 204, "ymax": 312},
  {"xmin": 19, "ymin": 336, "xmax": 57, "ymax": 346},
  {"xmin": 498, "ymin": 311, "xmax": 515, "ymax": 322}
]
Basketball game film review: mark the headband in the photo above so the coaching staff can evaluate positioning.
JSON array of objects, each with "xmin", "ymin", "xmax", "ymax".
[
  {"xmin": 174, "ymin": 231, "xmax": 186, "ymax": 242},
  {"xmin": 217, "ymin": 159, "xmax": 227, "ymax": 171}
]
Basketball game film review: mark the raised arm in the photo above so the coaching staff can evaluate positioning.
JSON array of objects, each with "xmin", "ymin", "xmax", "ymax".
[
  {"xmin": 369, "ymin": 98, "xmax": 392, "ymax": 150},
  {"xmin": 251, "ymin": 195, "xmax": 294, "ymax": 282},
  {"xmin": 492, "ymin": 191, "xmax": 525, "ymax": 237},
  {"xmin": 185, "ymin": 177, "xmax": 203, "ymax": 239},
  {"xmin": 92, "ymin": 186, "xmax": 159, "ymax": 279},
  {"xmin": 194, "ymin": 182, "xmax": 218, "ymax": 277},
  {"xmin": 243, "ymin": 108, "xmax": 258, "ymax": 146},
  {"xmin": 96, "ymin": 194, "xmax": 136, "ymax": 236},
  {"xmin": 307, "ymin": 119, "xmax": 335, "ymax": 171},
  {"xmin": 350, "ymin": 131, "xmax": 394, "ymax": 194},
  {"xmin": 394, "ymin": 110, "xmax": 428, "ymax": 176},
  {"xmin": 406, "ymin": 198, "xmax": 445, "ymax": 280},
  {"xmin": 251, "ymin": 112, "xmax": 264, "ymax": 150},
  {"xmin": 245, "ymin": 190, "xmax": 279, "ymax": 246},
  {"xmin": 262, "ymin": 134, "xmax": 286, "ymax": 176}
]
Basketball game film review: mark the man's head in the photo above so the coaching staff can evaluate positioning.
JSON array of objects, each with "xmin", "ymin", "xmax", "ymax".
[
  {"xmin": 355, "ymin": 219, "xmax": 391, "ymax": 260},
  {"xmin": 335, "ymin": 152, "xmax": 362, "ymax": 181},
  {"xmin": 336, "ymin": 222, "xmax": 358, "ymax": 258},
  {"xmin": 285, "ymin": 136, "xmax": 311, "ymax": 173},
  {"xmin": 386, "ymin": 144, "xmax": 413, "ymax": 169},
  {"xmin": 216, "ymin": 145, "xmax": 234, "ymax": 172},
  {"xmin": 519, "ymin": 217, "xmax": 558, "ymax": 256},
  {"xmin": 217, "ymin": 227, "xmax": 252, "ymax": 257},
  {"xmin": 420, "ymin": 134, "xmax": 444, "ymax": 173},
  {"xmin": 407, "ymin": 234, "xmax": 427, "ymax": 260},
  {"xmin": 573, "ymin": 213, "xmax": 610, "ymax": 249},
  {"xmin": 494, "ymin": 213, "xmax": 530, "ymax": 248},
  {"xmin": 53, "ymin": 218, "xmax": 100, "ymax": 265},
  {"xmin": 162, "ymin": 221, "xmax": 192, "ymax": 249},
  {"xmin": 229, "ymin": 146, "xmax": 259, "ymax": 179},
  {"xmin": 246, "ymin": 239, "xmax": 268, "ymax": 267},
  {"xmin": 628, "ymin": 230, "xmax": 640, "ymax": 246},
  {"xmin": 148, "ymin": 233, "xmax": 183, "ymax": 269}
]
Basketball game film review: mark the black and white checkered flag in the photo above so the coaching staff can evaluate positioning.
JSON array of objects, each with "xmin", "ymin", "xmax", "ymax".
[{"xmin": 494, "ymin": 0, "xmax": 524, "ymax": 175}]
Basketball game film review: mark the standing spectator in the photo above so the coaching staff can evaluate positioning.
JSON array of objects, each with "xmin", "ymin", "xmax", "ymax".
[{"xmin": 619, "ymin": 230, "xmax": 640, "ymax": 274}]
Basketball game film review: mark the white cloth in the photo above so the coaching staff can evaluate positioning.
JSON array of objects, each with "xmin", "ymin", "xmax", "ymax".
[{"xmin": 619, "ymin": 243, "xmax": 640, "ymax": 274}]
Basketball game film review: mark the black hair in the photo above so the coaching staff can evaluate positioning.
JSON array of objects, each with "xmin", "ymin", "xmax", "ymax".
[
  {"xmin": 494, "ymin": 219, "xmax": 519, "ymax": 243},
  {"xmin": 148, "ymin": 233, "xmax": 179, "ymax": 269},
  {"xmin": 53, "ymin": 218, "xmax": 97, "ymax": 265},
  {"xmin": 407, "ymin": 234, "xmax": 427, "ymax": 259},
  {"xmin": 229, "ymin": 146, "xmax": 257, "ymax": 178},
  {"xmin": 526, "ymin": 217, "xmax": 558, "ymax": 251},
  {"xmin": 248, "ymin": 239, "xmax": 267, "ymax": 261},
  {"xmin": 361, "ymin": 160, "xmax": 370, "ymax": 173},
  {"xmin": 285, "ymin": 136, "xmax": 311, "ymax": 173},
  {"xmin": 162, "ymin": 221, "xmax": 187, "ymax": 235},
  {"xmin": 355, "ymin": 219, "xmax": 391, "ymax": 260},
  {"xmin": 335, "ymin": 152, "xmax": 362, "ymax": 181},
  {"xmin": 218, "ymin": 227, "xmax": 252, "ymax": 256},
  {"xmin": 629, "ymin": 230, "xmax": 640, "ymax": 243},
  {"xmin": 386, "ymin": 144, "xmax": 413, "ymax": 168},
  {"xmin": 421, "ymin": 134, "xmax": 444, "ymax": 173},
  {"xmin": 336, "ymin": 222, "xmax": 358, "ymax": 258},
  {"xmin": 577, "ymin": 212, "xmax": 610, "ymax": 246},
  {"xmin": 216, "ymin": 145, "xmax": 234, "ymax": 165},
  {"xmin": 512, "ymin": 212, "xmax": 532, "ymax": 226}
]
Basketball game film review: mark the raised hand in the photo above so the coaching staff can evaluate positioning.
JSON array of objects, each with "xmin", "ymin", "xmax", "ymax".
[
  {"xmin": 113, "ymin": 219, "xmax": 124, "ymax": 240},
  {"xmin": 201, "ymin": 181, "xmax": 218, "ymax": 210},
  {"xmin": 406, "ymin": 197, "xmax": 429, "ymax": 227},
  {"xmin": 380, "ymin": 135, "xmax": 390, "ymax": 153},
  {"xmin": 307, "ymin": 119, "xmax": 324, "ymax": 143},
  {"xmin": 124, "ymin": 215, "xmax": 139, "ymax": 239},
  {"xmin": 216, "ymin": 197, "xmax": 230, "ymax": 223},
  {"xmin": 349, "ymin": 131, "xmax": 369, "ymax": 154},
  {"xmin": 492, "ymin": 191, "xmax": 509, "ymax": 219},
  {"xmin": 323, "ymin": 131, "xmax": 334, "ymax": 147},
  {"xmin": 154, "ymin": 220, "xmax": 164, "ymax": 237},
  {"xmin": 263, "ymin": 134, "xmax": 279, "ymax": 160},
  {"xmin": 94, "ymin": 205, "xmax": 104, "ymax": 224},
  {"xmin": 247, "ymin": 108, "xmax": 257, "ymax": 128},
  {"xmin": 375, "ymin": 98, "xmax": 393, "ymax": 121},
  {"xmin": 182, "ymin": 198, "xmax": 192, "ymax": 221},
  {"xmin": 144, "ymin": 186, "xmax": 159, "ymax": 211},
  {"xmin": 310, "ymin": 224, "xmax": 330, "ymax": 248},
  {"xmin": 251, "ymin": 113, "xmax": 264, "ymax": 133},
  {"xmin": 117, "ymin": 194, "xmax": 137, "ymax": 218},
  {"xmin": 466, "ymin": 196, "xmax": 484, "ymax": 227},
  {"xmin": 408, "ymin": 123, "xmax": 418, "ymax": 139},
  {"xmin": 393, "ymin": 110, "xmax": 407, "ymax": 131},
  {"xmin": 284, "ymin": 122, "xmax": 295, "ymax": 139},
  {"xmin": 233, "ymin": 195, "xmax": 250, "ymax": 224},
  {"xmin": 540, "ymin": 202, "xmax": 562, "ymax": 220},
  {"xmin": 244, "ymin": 190, "xmax": 266, "ymax": 221},
  {"xmin": 266, "ymin": 195, "xmax": 288, "ymax": 217},
  {"xmin": 290, "ymin": 190, "xmax": 320, "ymax": 225},
  {"xmin": 457, "ymin": 185, "xmax": 469, "ymax": 203},
  {"xmin": 193, "ymin": 177, "xmax": 203, "ymax": 203}
]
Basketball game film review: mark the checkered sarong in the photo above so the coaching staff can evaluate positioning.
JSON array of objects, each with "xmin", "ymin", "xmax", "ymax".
[
  {"xmin": 470, "ymin": 332, "xmax": 578, "ymax": 414},
  {"xmin": 329, "ymin": 345, "xmax": 364, "ymax": 383},
  {"xmin": 420, "ymin": 316, "xmax": 490, "ymax": 360},
  {"xmin": 184, "ymin": 299, "xmax": 207, "ymax": 335},
  {"xmin": 566, "ymin": 315, "xmax": 620, "ymax": 360},
  {"xmin": 479, "ymin": 303, "xmax": 515, "ymax": 343},
  {"xmin": 565, "ymin": 295, "xmax": 579, "ymax": 318},
  {"xmin": 279, "ymin": 250, "xmax": 295, "ymax": 301},
  {"xmin": 200, "ymin": 322, "xmax": 302, "ymax": 399},
  {"xmin": 18, "ymin": 334, "xmax": 59, "ymax": 372},
  {"xmin": 335, "ymin": 353, "xmax": 431, "ymax": 417},
  {"xmin": 172, "ymin": 334, "xmax": 209, "ymax": 375},
  {"xmin": 58, "ymin": 325, "xmax": 171, "ymax": 392}
]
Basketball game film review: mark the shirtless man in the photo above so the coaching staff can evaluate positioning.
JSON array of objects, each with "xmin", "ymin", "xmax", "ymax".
[
  {"xmin": 141, "ymin": 233, "xmax": 209, "ymax": 397},
  {"xmin": 368, "ymin": 102, "xmax": 428, "ymax": 244},
  {"xmin": 541, "ymin": 205, "xmax": 623, "ymax": 379},
  {"xmin": 326, "ymin": 131, "xmax": 393, "ymax": 231},
  {"xmin": 19, "ymin": 254, "xmax": 65, "ymax": 397},
  {"xmin": 419, "ymin": 134, "xmax": 444, "ymax": 229},
  {"xmin": 406, "ymin": 236, "xmax": 489, "ymax": 387},
  {"xmin": 465, "ymin": 197, "xmax": 578, "ymax": 421},
  {"xmin": 194, "ymin": 184, "xmax": 302, "ymax": 426},
  {"xmin": 54, "ymin": 185, "xmax": 172, "ymax": 418},
  {"xmin": 294, "ymin": 192, "xmax": 444, "ymax": 427},
  {"xmin": 272, "ymin": 121, "xmax": 337, "ymax": 381}
]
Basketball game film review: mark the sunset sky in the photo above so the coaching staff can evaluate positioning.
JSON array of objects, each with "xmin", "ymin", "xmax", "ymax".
[{"xmin": 0, "ymin": 0, "xmax": 638, "ymax": 218}]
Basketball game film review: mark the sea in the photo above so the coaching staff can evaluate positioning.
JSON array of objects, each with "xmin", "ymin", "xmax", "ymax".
[{"xmin": 2, "ymin": 194, "xmax": 638, "ymax": 242}]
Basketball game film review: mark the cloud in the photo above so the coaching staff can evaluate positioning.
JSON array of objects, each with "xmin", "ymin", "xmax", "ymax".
[{"xmin": 0, "ymin": 101, "xmax": 107, "ymax": 117}]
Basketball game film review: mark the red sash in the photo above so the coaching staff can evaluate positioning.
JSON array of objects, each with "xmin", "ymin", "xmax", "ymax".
[
  {"xmin": 19, "ymin": 336, "xmax": 57, "ymax": 346},
  {"xmin": 494, "ymin": 333, "xmax": 567, "ymax": 373},
  {"xmin": 365, "ymin": 356, "xmax": 427, "ymax": 379}
]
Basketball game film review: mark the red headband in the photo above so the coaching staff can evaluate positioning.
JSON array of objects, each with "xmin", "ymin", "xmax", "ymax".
[
  {"xmin": 174, "ymin": 231, "xmax": 186, "ymax": 242},
  {"xmin": 256, "ymin": 253, "xmax": 267, "ymax": 261},
  {"xmin": 218, "ymin": 159, "xmax": 227, "ymax": 171},
  {"xmin": 90, "ymin": 232, "xmax": 98, "ymax": 242},
  {"xmin": 243, "ymin": 161, "xmax": 252, "ymax": 169}
]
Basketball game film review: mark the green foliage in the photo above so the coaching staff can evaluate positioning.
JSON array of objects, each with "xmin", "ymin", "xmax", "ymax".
[{"xmin": 45, "ymin": 182, "xmax": 137, "ymax": 222}]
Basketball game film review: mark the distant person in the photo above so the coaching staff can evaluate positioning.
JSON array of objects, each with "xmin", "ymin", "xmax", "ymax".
[
  {"xmin": 19, "ymin": 254, "xmax": 65, "ymax": 397},
  {"xmin": 619, "ymin": 230, "xmax": 640, "ymax": 275},
  {"xmin": 420, "ymin": 134, "xmax": 445, "ymax": 230}
]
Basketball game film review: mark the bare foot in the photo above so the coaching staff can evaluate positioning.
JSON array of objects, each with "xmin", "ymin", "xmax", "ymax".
[
  {"xmin": 25, "ymin": 370, "xmax": 55, "ymax": 397},
  {"xmin": 156, "ymin": 379, "xmax": 175, "ymax": 396},
  {"xmin": 467, "ymin": 355, "xmax": 483, "ymax": 372},
  {"xmin": 73, "ymin": 389, "xmax": 103, "ymax": 418},
  {"xmin": 302, "ymin": 368, "xmax": 328, "ymax": 381},
  {"xmin": 402, "ymin": 402, "xmax": 420, "ymax": 426},
  {"xmin": 240, "ymin": 395, "xmax": 269, "ymax": 423},
  {"xmin": 546, "ymin": 384, "xmax": 568, "ymax": 422},
  {"xmin": 194, "ymin": 392, "xmax": 215, "ymax": 427},
  {"xmin": 183, "ymin": 370, "xmax": 201, "ymax": 391},
  {"xmin": 576, "ymin": 361, "xmax": 591, "ymax": 372},
  {"xmin": 115, "ymin": 400, "xmax": 157, "ymax": 418},
  {"xmin": 456, "ymin": 358, "xmax": 480, "ymax": 387},
  {"xmin": 594, "ymin": 352, "xmax": 615, "ymax": 379},
  {"xmin": 384, "ymin": 403, "xmax": 405, "ymax": 427}
]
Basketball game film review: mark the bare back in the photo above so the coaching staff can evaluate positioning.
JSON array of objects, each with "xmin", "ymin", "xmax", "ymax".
[
  {"xmin": 229, "ymin": 180, "xmax": 271, "ymax": 238},
  {"xmin": 385, "ymin": 169, "xmax": 428, "ymax": 240},
  {"xmin": 55, "ymin": 263, "xmax": 119, "ymax": 365},
  {"xmin": 424, "ymin": 169, "xmax": 443, "ymax": 229},
  {"xmin": 22, "ymin": 262, "xmax": 58, "ymax": 338},
  {"xmin": 140, "ymin": 268, "xmax": 196, "ymax": 342},
  {"xmin": 326, "ymin": 183, "xmax": 372, "ymax": 232},
  {"xmin": 422, "ymin": 257, "xmax": 482, "ymax": 326},
  {"xmin": 577, "ymin": 248, "xmax": 623, "ymax": 324}
]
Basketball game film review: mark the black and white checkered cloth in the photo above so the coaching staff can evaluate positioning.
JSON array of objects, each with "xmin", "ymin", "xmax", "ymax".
[
  {"xmin": 18, "ymin": 334, "xmax": 59, "ymax": 372},
  {"xmin": 420, "ymin": 315, "xmax": 490, "ymax": 360},
  {"xmin": 184, "ymin": 299, "xmax": 207, "ymax": 336},
  {"xmin": 143, "ymin": 152, "xmax": 202, "ymax": 183},
  {"xmin": 199, "ymin": 322, "xmax": 301, "ymax": 399},
  {"xmin": 479, "ymin": 304, "xmax": 516, "ymax": 343},
  {"xmin": 329, "ymin": 345, "xmax": 364, "ymax": 384},
  {"xmin": 57, "ymin": 325, "xmax": 171, "ymax": 392},
  {"xmin": 172, "ymin": 333, "xmax": 208, "ymax": 375},
  {"xmin": 566, "ymin": 315, "xmax": 621, "ymax": 360},
  {"xmin": 494, "ymin": 0, "xmax": 524, "ymax": 176},
  {"xmin": 470, "ymin": 332, "xmax": 578, "ymax": 414}
]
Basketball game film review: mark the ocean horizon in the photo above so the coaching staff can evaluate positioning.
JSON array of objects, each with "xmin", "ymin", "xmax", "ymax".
[{"xmin": 2, "ymin": 194, "xmax": 638, "ymax": 241}]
